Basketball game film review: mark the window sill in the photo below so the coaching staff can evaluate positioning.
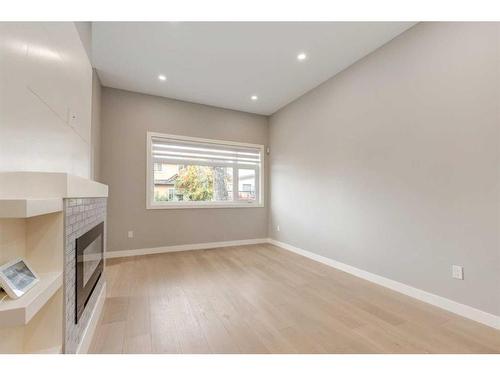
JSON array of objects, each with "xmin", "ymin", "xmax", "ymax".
[{"xmin": 147, "ymin": 202, "xmax": 265, "ymax": 210}]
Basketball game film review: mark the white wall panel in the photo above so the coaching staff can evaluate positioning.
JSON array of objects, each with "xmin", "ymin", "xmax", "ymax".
[{"xmin": 0, "ymin": 22, "xmax": 92, "ymax": 178}]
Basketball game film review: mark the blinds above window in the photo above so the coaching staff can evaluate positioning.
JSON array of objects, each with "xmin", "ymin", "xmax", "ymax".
[{"xmin": 151, "ymin": 136, "xmax": 262, "ymax": 168}]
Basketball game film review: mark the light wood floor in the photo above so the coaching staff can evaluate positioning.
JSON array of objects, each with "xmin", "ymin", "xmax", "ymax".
[{"xmin": 90, "ymin": 244, "xmax": 500, "ymax": 354}]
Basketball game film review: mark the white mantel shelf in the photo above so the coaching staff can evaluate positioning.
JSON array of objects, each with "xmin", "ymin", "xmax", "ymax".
[
  {"xmin": 0, "ymin": 198, "xmax": 63, "ymax": 218},
  {"xmin": 0, "ymin": 172, "xmax": 108, "ymax": 199},
  {"xmin": 0, "ymin": 271, "xmax": 63, "ymax": 328},
  {"xmin": 0, "ymin": 172, "xmax": 108, "ymax": 218}
]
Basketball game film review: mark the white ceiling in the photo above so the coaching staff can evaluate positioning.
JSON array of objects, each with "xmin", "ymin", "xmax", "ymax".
[{"xmin": 92, "ymin": 22, "xmax": 415, "ymax": 115}]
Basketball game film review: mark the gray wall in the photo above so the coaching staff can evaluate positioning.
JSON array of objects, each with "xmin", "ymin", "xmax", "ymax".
[
  {"xmin": 90, "ymin": 70, "xmax": 102, "ymax": 181},
  {"xmin": 269, "ymin": 23, "xmax": 500, "ymax": 315},
  {"xmin": 101, "ymin": 88, "xmax": 269, "ymax": 252}
]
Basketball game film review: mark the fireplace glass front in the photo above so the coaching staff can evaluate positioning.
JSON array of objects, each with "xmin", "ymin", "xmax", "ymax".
[{"xmin": 75, "ymin": 222, "xmax": 104, "ymax": 323}]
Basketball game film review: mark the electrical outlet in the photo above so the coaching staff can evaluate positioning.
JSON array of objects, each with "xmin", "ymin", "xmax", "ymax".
[
  {"xmin": 68, "ymin": 110, "xmax": 78, "ymax": 128},
  {"xmin": 127, "ymin": 230, "xmax": 134, "ymax": 239},
  {"xmin": 276, "ymin": 225, "xmax": 280, "ymax": 232},
  {"xmin": 452, "ymin": 265, "xmax": 464, "ymax": 280}
]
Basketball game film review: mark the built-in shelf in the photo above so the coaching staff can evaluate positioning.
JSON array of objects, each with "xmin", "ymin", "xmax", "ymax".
[
  {"xmin": 0, "ymin": 198, "xmax": 63, "ymax": 218},
  {"xmin": 0, "ymin": 271, "xmax": 62, "ymax": 328},
  {"xmin": 0, "ymin": 172, "xmax": 108, "ymax": 353}
]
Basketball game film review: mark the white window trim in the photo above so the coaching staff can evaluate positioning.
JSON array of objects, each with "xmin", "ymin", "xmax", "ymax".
[{"xmin": 146, "ymin": 131, "xmax": 265, "ymax": 209}]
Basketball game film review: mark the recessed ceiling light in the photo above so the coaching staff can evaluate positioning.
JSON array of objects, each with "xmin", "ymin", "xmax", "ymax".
[
  {"xmin": 297, "ymin": 53, "xmax": 307, "ymax": 61},
  {"xmin": 158, "ymin": 74, "xmax": 167, "ymax": 81},
  {"xmin": 251, "ymin": 95, "xmax": 258, "ymax": 101}
]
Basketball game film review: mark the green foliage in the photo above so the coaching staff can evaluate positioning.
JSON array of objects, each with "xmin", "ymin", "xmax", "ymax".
[{"xmin": 175, "ymin": 165, "xmax": 214, "ymax": 201}]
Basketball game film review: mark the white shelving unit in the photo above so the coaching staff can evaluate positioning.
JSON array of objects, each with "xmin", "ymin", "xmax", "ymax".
[
  {"xmin": 0, "ymin": 271, "xmax": 63, "ymax": 328},
  {"xmin": 0, "ymin": 198, "xmax": 63, "ymax": 218},
  {"xmin": 0, "ymin": 172, "xmax": 108, "ymax": 354},
  {"xmin": 0, "ymin": 206, "xmax": 64, "ymax": 353}
]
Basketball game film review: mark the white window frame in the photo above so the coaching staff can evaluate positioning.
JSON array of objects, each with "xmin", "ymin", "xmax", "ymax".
[{"xmin": 146, "ymin": 131, "xmax": 265, "ymax": 209}]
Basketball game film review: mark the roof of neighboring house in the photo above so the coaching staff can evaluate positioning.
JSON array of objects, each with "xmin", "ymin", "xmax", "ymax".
[{"xmin": 154, "ymin": 174, "xmax": 178, "ymax": 185}]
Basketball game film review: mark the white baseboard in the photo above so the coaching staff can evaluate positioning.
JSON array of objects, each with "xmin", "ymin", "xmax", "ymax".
[
  {"xmin": 76, "ymin": 282, "xmax": 106, "ymax": 354},
  {"xmin": 106, "ymin": 238, "xmax": 268, "ymax": 259},
  {"xmin": 267, "ymin": 238, "xmax": 500, "ymax": 330}
]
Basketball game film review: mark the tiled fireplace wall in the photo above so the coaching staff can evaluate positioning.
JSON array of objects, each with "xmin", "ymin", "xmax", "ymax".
[{"xmin": 64, "ymin": 197, "xmax": 106, "ymax": 354}]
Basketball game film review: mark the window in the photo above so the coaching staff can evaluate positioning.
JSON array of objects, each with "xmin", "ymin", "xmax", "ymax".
[
  {"xmin": 147, "ymin": 132, "xmax": 264, "ymax": 208},
  {"xmin": 239, "ymin": 169, "xmax": 256, "ymax": 200},
  {"xmin": 168, "ymin": 188, "xmax": 175, "ymax": 201}
]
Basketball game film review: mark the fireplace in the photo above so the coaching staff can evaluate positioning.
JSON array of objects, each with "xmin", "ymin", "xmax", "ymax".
[{"xmin": 75, "ymin": 221, "xmax": 104, "ymax": 324}]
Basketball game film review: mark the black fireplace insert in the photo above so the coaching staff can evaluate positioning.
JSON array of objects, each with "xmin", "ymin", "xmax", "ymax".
[{"xmin": 75, "ymin": 222, "xmax": 104, "ymax": 324}]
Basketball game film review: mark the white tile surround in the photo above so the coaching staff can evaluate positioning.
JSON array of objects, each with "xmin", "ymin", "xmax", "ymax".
[{"xmin": 63, "ymin": 197, "xmax": 107, "ymax": 353}]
